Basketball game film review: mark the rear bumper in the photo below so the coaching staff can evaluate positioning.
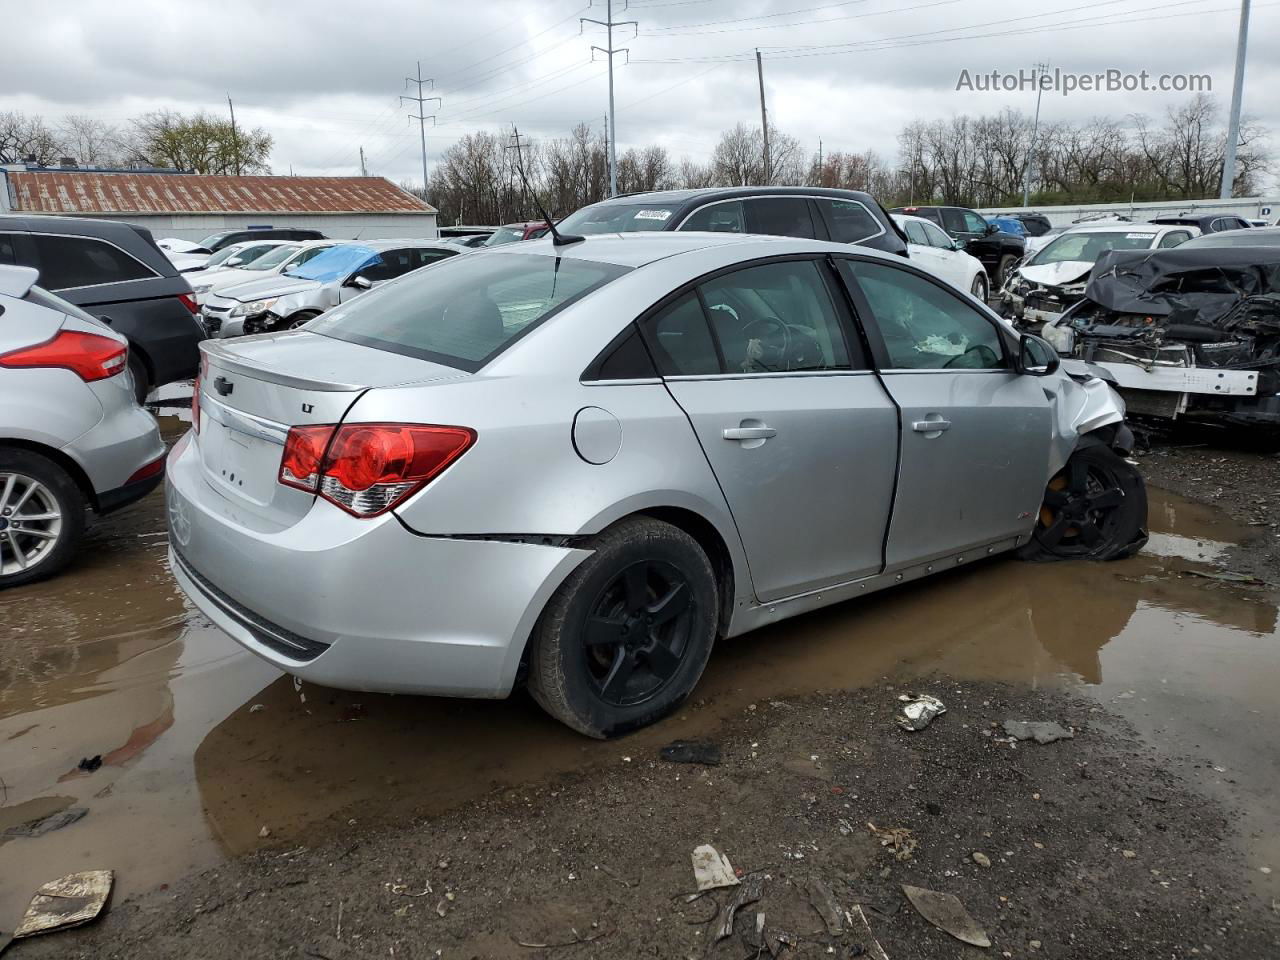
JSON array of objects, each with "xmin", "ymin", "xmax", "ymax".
[
  {"xmin": 165, "ymin": 438, "xmax": 589, "ymax": 697},
  {"xmin": 63, "ymin": 397, "xmax": 167, "ymax": 500},
  {"xmin": 97, "ymin": 467, "xmax": 164, "ymax": 514}
]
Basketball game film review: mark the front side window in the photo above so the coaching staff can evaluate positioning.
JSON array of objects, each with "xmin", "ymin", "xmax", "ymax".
[
  {"xmin": 699, "ymin": 260, "xmax": 851, "ymax": 373},
  {"xmin": 820, "ymin": 199, "xmax": 883, "ymax": 244},
  {"xmin": 745, "ymin": 197, "xmax": 817, "ymax": 239},
  {"xmin": 921, "ymin": 221, "xmax": 953, "ymax": 249},
  {"xmin": 962, "ymin": 210, "xmax": 989, "ymax": 234},
  {"xmin": 844, "ymin": 260, "xmax": 1005, "ymax": 371},
  {"xmin": 308, "ymin": 252, "xmax": 628, "ymax": 370},
  {"xmin": 31, "ymin": 234, "xmax": 153, "ymax": 290},
  {"xmin": 940, "ymin": 209, "xmax": 968, "ymax": 235},
  {"xmin": 680, "ymin": 201, "xmax": 746, "ymax": 234}
]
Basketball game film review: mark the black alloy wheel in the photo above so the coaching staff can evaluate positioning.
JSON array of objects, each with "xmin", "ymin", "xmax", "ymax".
[{"xmin": 583, "ymin": 559, "xmax": 694, "ymax": 706}]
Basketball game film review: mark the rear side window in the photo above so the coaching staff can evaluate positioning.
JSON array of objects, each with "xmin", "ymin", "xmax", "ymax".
[
  {"xmin": 642, "ymin": 293, "xmax": 721, "ymax": 376},
  {"xmin": 0, "ymin": 233, "xmax": 16, "ymax": 265},
  {"xmin": 1157, "ymin": 231, "xmax": 1190, "ymax": 248},
  {"xmin": 745, "ymin": 197, "xmax": 817, "ymax": 239},
  {"xmin": 308, "ymin": 252, "xmax": 628, "ymax": 371},
  {"xmin": 31, "ymin": 234, "xmax": 154, "ymax": 290},
  {"xmin": 818, "ymin": 199, "xmax": 884, "ymax": 244}
]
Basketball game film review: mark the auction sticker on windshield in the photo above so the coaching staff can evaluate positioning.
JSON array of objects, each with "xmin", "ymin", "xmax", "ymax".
[{"xmin": 635, "ymin": 210, "xmax": 672, "ymax": 221}]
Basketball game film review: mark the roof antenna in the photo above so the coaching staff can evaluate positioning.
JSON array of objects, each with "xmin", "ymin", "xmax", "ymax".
[{"xmin": 510, "ymin": 126, "xmax": 584, "ymax": 247}]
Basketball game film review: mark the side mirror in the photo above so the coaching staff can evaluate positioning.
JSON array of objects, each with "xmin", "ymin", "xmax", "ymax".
[
  {"xmin": 1017, "ymin": 334, "xmax": 1060, "ymax": 376},
  {"xmin": 950, "ymin": 239, "xmax": 962, "ymax": 252},
  {"xmin": 348, "ymin": 275, "xmax": 374, "ymax": 290},
  {"xmin": 226, "ymin": 256, "xmax": 244, "ymax": 267},
  {"xmin": 985, "ymin": 222, "xmax": 1000, "ymax": 236}
]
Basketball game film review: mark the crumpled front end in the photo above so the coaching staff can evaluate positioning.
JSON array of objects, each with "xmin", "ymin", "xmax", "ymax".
[
  {"xmin": 1001, "ymin": 261, "xmax": 1092, "ymax": 330},
  {"xmin": 1044, "ymin": 362, "xmax": 1130, "ymax": 477}
]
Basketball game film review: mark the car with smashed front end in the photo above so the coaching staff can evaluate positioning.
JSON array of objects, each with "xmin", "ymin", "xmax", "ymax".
[{"xmin": 167, "ymin": 232, "xmax": 1146, "ymax": 738}]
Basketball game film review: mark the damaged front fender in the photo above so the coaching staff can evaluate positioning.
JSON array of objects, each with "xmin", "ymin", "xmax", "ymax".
[{"xmin": 1045, "ymin": 369, "xmax": 1129, "ymax": 477}]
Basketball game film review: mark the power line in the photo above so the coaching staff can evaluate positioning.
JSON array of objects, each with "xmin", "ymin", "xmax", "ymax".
[{"xmin": 401, "ymin": 62, "xmax": 441, "ymax": 192}]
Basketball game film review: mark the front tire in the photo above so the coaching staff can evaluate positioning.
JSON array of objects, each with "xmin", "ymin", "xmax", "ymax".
[
  {"xmin": 1016, "ymin": 444, "xmax": 1148, "ymax": 562},
  {"xmin": 970, "ymin": 271, "xmax": 989, "ymax": 302},
  {"xmin": 0, "ymin": 449, "xmax": 86, "ymax": 589},
  {"xmin": 286, "ymin": 311, "xmax": 321, "ymax": 330},
  {"xmin": 994, "ymin": 254, "xmax": 1018, "ymax": 290},
  {"xmin": 527, "ymin": 517, "xmax": 718, "ymax": 738}
]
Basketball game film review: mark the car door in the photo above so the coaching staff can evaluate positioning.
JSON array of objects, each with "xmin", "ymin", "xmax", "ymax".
[
  {"xmin": 900, "ymin": 220, "xmax": 945, "ymax": 277},
  {"xmin": 640, "ymin": 257, "xmax": 899, "ymax": 602},
  {"xmin": 920, "ymin": 220, "xmax": 969, "ymax": 290},
  {"xmin": 836, "ymin": 257, "xmax": 1053, "ymax": 568}
]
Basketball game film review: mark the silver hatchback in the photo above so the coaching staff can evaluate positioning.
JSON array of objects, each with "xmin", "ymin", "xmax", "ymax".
[
  {"xmin": 167, "ymin": 234, "xmax": 1146, "ymax": 737},
  {"xmin": 0, "ymin": 266, "xmax": 166, "ymax": 588}
]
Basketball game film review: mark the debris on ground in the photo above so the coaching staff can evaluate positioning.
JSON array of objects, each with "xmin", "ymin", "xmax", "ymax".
[
  {"xmin": 806, "ymin": 877, "xmax": 845, "ymax": 935},
  {"xmin": 901, "ymin": 884, "xmax": 991, "ymax": 948},
  {"xmin": 77, "ymin": 755, "xmax": 102, "ymax": 773},
  {"xmin": 971, "ymin": 851, "xmax": 992, "ymax": 868},
  {"xmin": 514, "ymin": 925, "xmax": 610, "ymax": 949},
  {"xmin": 11, "ymin": 870, "xmax": 113, "ymax": 943},
  {"xmin": 849, "ymin": 904, "xmax": 891, "ymax": 960},
  {"xmin": 714, "ymin": 873, "xmax": 764, "ymax": 942},
  {"xmin": 691, "ymin": 844, "xmax": 740, "ymax": 891},
  {"xmin": 659, "ymin": 739, "xmax": 722, "ymax": 766},
  {"xmin": 258, "ymin": 825, "xmax": 271, "ymax": 839},
  {"xmin": 896, "ymin": 693, "xmax": 946, "ymax": 731},
  {"xmin": 249, "ymin": 704, "xmax": 266, "ymax": 714},
  {"xmin": 1183, "ymin": 569, "xmax": 1268, "ymax": 585},
  {"xmin": 3, "ymin": 807, "xmax": 88, "ymax": 839},
  {"xmin": 1002, "ymin": 720, "xmax": 1075, "ymax": 744},
  {"xmin": 867, "ymin": 822, "xmax": 918, "ymax": 861}
]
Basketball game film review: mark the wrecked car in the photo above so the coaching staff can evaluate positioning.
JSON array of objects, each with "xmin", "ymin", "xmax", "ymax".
[
  {"xmin": 1043, "ymin": 246, "xmax": 1280, "ymax": 427},
  {"xmin": 1003, "ymin": 223, "xmax": 1196, "ymax": 328},
  {"xmin": 168, "ymin": 233, "xmax": 1146, "ymax": 739}
]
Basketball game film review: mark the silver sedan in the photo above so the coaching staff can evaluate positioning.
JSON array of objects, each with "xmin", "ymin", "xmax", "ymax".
[{"xmin": 166, "ymin": 233, "xmax": 1146, "ymax": 737}]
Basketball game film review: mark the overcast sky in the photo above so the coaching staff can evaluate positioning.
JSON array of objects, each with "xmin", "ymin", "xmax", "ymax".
[{"xmin": 3, "ymin": 0, "xmax": 1276, "ymax": 190}]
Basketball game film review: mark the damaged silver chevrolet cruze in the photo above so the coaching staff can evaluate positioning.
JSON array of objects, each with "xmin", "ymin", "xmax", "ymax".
[{"xmin": 166, "ymin": 232, "xmax": 1145, "ymax": 737}]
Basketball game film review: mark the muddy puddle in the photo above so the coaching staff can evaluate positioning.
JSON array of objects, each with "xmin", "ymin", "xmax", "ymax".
[{"xmin": 2, "ymin": 411, "xmax": 1278, "ymax": 920}]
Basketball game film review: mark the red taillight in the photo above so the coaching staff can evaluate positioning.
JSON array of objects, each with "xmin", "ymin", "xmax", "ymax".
[
  {"xmin": 178, "ymin": 292, "xmax": 199, "ymax": 315},
  {"xmin": 126, "ymin": 455, "xmax": 166, "ymax": 485},
  {"xmin": 0, "ymin": 330, "xmax": 128, "ymax": 382},
  {"xmin": 278, "ymin": 423, "xmax": 475, "ymax": 517}
]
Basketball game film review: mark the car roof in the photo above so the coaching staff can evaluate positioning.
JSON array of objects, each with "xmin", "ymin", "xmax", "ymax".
[
  {"xmin": 479, "ymin": 230, "xmax": 902, "ymax": 269},
  {"xmin": 892, "ymin": 214, "xmax": 942, "ymax": 230},
  {"xmin": 596, "ymin": 186, "xmax": 880, "ymax": 206},
  {"xmin": 1059, "ymin": 222, "xmax": 1165, "ymax": 234},
  {"xmin": 332, "ymin": 239, "xmax": 457, "ymax": 252}
]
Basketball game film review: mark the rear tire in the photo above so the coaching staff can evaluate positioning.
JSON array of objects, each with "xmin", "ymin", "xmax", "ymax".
[
  {"xmin": 128, "ymin": 352, "xmax": 149, "ymax": 405},
  {"xmin": 527, "ymin": 517, "xmax": 718, "ymax": 738},
  {"xmin": 1016, "ymin": 444, "xmax": 1148, "ymax": 563},
  {"xmin": 0, "ymin": 449, "xmax": 86, "ymax": 589}
]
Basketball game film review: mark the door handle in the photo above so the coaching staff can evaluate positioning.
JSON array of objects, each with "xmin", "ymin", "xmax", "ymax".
[
  {"xmin": 722, "ymin": 425, "xmax": 777, "ymax": 441},
  {"xmin": 912, "ymin": 419, "xmax": 952, "ymax": 432}
]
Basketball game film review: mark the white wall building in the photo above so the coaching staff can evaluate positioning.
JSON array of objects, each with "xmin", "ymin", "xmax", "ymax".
[{"xmin": 0, "ymin": 167, "xmax": 437, "ymax": 242}]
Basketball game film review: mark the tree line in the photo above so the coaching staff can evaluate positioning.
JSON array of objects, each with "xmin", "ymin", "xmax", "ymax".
[
  {"xmin": 0, "ymin": 109, "xmax": 272, "ymax": 175},
  {"xmin": 422, "ymin": 94, "xmax": 1270, "ymax": 225}
]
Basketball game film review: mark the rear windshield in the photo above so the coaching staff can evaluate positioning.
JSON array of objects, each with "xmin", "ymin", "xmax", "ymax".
[
  {"xmin": 483, "ymin": 227, "xmax": 525, "ymax": 246},
  {"xmin": 556, "ymin": 203, "xmax": 681, "ymax": 235},
  {"xmin": 285, "ymin": 244, "xmax": 378, "ymax": 282},
  {"xmin": 1030, "ymin": 230, "xmax": 1157, "ymax": 266},
  {"xmin": 307, "ymin": 252, "xmax": 630, "ymax": 371}
]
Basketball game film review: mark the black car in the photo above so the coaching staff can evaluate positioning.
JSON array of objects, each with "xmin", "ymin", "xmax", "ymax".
[
  {"xmin": 891, "ymin": 205, "xmax": 1026, "ymax": 286},
  {"xmin": 1149, "ymin": 214, "xmax": 1252, "ymax": 235},
  {"xmin": 193, "ymin": 227, "xmax": 327, "ymax": 253},
  {"xmin": 555, "ymin": 187, "xmax": 909, "ymax": 258},
  {"xmin": 1002, "ymin": 212, "xmax": 1053, "ymax": 237},
  {"xmin": 0, "ymin": 215, "xmax": 205, "ymax": 401}
]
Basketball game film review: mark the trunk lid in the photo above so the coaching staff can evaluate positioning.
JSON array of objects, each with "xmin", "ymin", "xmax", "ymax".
[{"xmin": 196, "ymin": 331, "xmax": 466, "ymax": 525}]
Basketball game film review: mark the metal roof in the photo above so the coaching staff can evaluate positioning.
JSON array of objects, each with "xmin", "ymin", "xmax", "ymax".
[{"xmin": 5, "ymin": 172, "xmax": 436, "ymax": 216}]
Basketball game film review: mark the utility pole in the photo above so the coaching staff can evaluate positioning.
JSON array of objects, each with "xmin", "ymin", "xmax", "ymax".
[
  {"xmin": 359, "ymin": 146, "xmax": 368, "ymax": 177},
  {"xmin": 401, "ymin": 62, "xmax": 441, "ymax": 198},
  {"xmin": 756, "ymin": 49, "xmax": 770, "ymax": 185},
  {"xmin": 601, "ymin": 114, "xmax": 609, "ymax": 197},
  {"xmin": 227, "ymin": 94, "xmax": 240, "ymax": 176},
  {"xmin": 505, "ymin": 126, "xmax": 528, "ymax": 216},
  {"xmin": 1220, "ymin": 0, "xmax": 1251, "ymax": 199},
  {"xmin": 582, "ymin": 1, "xmax": 637, "ymax": 198},
  {"xmin": 1022, "ymin": 62, "xmax": 1049, "ymax": 207},
  {"xmin": 817, "ymin": 137, "xmax": 823, "ymax": 186}
]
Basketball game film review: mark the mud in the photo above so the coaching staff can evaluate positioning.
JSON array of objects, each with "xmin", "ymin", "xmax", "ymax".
[{"xmin": 2, "ymin": 401, "xmax": 1279, "ymax": 956}]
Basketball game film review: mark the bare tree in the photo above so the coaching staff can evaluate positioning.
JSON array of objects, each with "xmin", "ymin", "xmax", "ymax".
[
  {"xmin": 0, "ymin": 111, "xmax": 64, "ymax": 165},
  {"xmin": 58, "ymin": 115, "xmax": 127, "ymax": 167}
]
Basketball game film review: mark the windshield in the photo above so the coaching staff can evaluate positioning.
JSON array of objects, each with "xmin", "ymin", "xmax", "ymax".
[
  {"xmin": 556, "ymin": 203, "xmax": 681, "ymax": 235},
  {"xmin": 308, "ymin": 252, "xmax": 629, "ymax": 371},
  {"xmin": 483, "ymin": 227, "xmax": 526, "ymax": 246},
  {"xmin": 198, "ymin": 233, "xmax": 230, "ymax": 250},
  {"xmin": 1031, "ymin": 231, "xmax": 1157, "ymax": 266},
  {"xmin": 285, "ymin": 244, "xmax": 379, "ymax": 282},
  {"xmin": 1183, "ymin": 230, "xmax": 1280, "ymax": 248},
  {"xmin": 242, "ymin": 244, "xmax": 300, "ymax": 270}
]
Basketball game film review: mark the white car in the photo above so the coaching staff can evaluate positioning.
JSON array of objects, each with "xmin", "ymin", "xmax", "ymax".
[
  {"xmin": 1004, "ymin": 222, "xmax": 1199, "ymax": 329},
  {"xmin": 156, "ymin": 237, "xmax": 205, "ymax": 254},
  {"xmin": 167, "ymin": 240, "xmax": 287, "ymax": 275},
  {"xmin": 892, "ymin": 215, "xmax": 991, "ymax": 301},
  {"xmin": 189, "ymin": 240, "xmax": 337, "ymax": 305}
]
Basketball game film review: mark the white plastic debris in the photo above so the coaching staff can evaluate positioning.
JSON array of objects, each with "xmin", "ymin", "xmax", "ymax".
[
  {"xmin": 897, "ymin": 694, "xmax": 946, "ymax": 732},
  {"xmin": 691, "ymin": 844, "xmax": 740, "ymax": 891}
]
